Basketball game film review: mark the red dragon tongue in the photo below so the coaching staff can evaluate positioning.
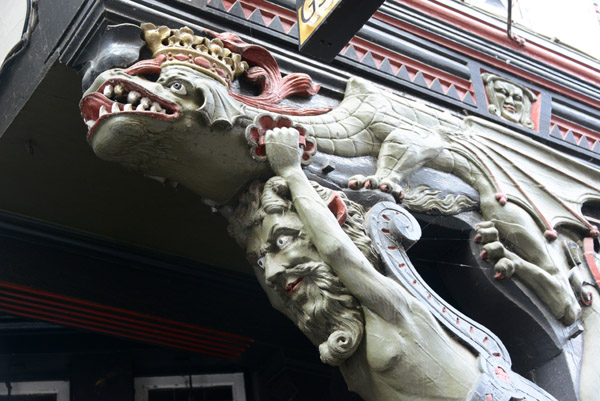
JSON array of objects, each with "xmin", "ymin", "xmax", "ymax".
[{"xmin": 80, "ymin": 93, "xmax": 111, "ymax": 122}]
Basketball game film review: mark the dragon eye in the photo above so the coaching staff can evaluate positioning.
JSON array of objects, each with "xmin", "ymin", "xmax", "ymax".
[
  {"xmin": 257, "ymin": 256, "xmax": 266, "ymax": 270},
  {"xmin": 169, "ymin": 81, "xmax": 187, "ymax": 95}
]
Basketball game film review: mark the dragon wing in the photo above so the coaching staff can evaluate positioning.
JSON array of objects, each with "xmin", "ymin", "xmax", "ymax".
[{"xmin": 460, "ymin": 117, "xmax": 600, "ymax": 236}]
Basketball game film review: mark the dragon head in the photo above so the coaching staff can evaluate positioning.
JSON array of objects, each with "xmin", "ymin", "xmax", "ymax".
[
  {"xmin": 80, "ymin": 59, "xmax": 269, "ymax": 204},
  {"xmin": 80, "ymin": 24, "xmax": 327, "ymax": 204}
]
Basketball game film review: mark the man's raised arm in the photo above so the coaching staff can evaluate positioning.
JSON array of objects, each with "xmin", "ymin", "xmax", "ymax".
[{"xmin": 265, "ymin": 127, "xmax": 414, "ymax": 320}]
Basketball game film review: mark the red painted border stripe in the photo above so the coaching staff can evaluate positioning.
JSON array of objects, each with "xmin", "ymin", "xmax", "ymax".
[
  {"xmin": 0, "ymin": 286, "xmax": 249, "ymax": 350},
  {"xmin": 0, "ymin": 280, "xmax": 253, "ymax": 359},
  {"xmin": 0, "ymin": 280, "xmax": 252, "ymax": 344},
  {"xmin": 0, "ymin": 291, "xmax": 245, "ymax": 354},
  {"xmin": 346, "ymin": 37, "xmax": 474, "ymax": 97},
  {"xmin": 550, "ymin": 115, "xmax": 600, "ymax": 148},
  {"xmin": 0, "ymin": 295, "xmax": 239, "ymax": 358}
]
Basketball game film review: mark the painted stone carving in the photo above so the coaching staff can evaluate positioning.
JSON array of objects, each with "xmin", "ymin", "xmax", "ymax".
[
  {"xmin": 225, "ymin": 128, "xmax": 560, "ymax": 401},
  {"xmin": 482, "ymin": 72, "xmax": 537, "ymax": 129},
  {"xmin": 80, "ymin": 24, "xmax": 600, "ymax": 401}
]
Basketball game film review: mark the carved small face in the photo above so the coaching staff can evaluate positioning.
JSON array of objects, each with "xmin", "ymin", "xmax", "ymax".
[
  {"xmin": 491, "ymin": 80, "xmax": 524, "ymax": 123},
  {"xmin": 247, "ymin": 211, "xmax": 322, "ymax": 304}
]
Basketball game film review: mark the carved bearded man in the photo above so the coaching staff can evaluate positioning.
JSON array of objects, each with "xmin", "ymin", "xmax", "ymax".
[{"xmin": 227, "ymin": 127, "xmax": 482, "ymax": 401}]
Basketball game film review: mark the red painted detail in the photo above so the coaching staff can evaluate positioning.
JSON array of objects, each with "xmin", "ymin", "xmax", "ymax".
[
  {"xmin": 212, "ymin": 0, "xmax": 297, "ymax": 34},
  {"xmin": 327, "ymin": 192, "xmax": 349, "ymax": 226},
  {"xmin": 245, "ymin": 114, "xmax": 316, "ymax": 164},
  {"xmin": 494, "ymin": 271, "xmax": 505, "ymax": 280},
  {"xmin": 374, "ymin": 9, "xmax": 600, "ymax": 110},
  {"xmin": 591, "ymin": 226, "xmax": 600, "ymax": 238},
  {"xmin": 382, "ymin": 214, "xmax": 391, "ymax": 221},
  {"xmin": 398, "ymin": 263, "xmax": 405, "ymax": 268},
  {"xmin": 382, "ymin": 228, "xmax": 390, "ymax": 233},
  {"xmin": 388, "ymin": 246, "xmax": 398, "ymax": 251},
  {"xmin": 123, "ymin": 57, "xmax": 163, "ymax": 76},
  {"xmin": 584, "ymin": 237, "xmax": 600, "ymax": 288},
  {"xmin": 494, "ymin": 192, "xmax": 507, "ymax": 206},
  {"xmin": 0, "ymin": 280, "xmax": 253, "ymax": 359},
  {"xmin": 194, "ymin": 56, "xmax": 212, "ymax": 69},
  {"xmin": 550, "ymin": 115, "xmax": 600, "ymax": 151},
  {"xmin": 487, "ymin": 395, "xmax": 494, "ymax": 401},
  {"xmin": 544, "ymin": 230, "xmax": 558, "ymax": 241},
  {"xmin": 469, "ymin": 326, "xmax": 474, "ymax": 335},
  {"xmin": 285, "ymin": 276, "xmax": 304, "ymax": 296},
  {"xmin": 494, "ymin": 366, "xmax": 511, "ymax": 383},
  {"xmin": 344, "ymin": 37, "xmax": 475, "ymax": 102},
  {"xmin": 174, "ymin": 53, "xmax": 188, "ymax": 61},
  {"xmin": 483, "ymin": 336, "xmax": 489, "ymax": 344},
  {"xmin": 206, "ymin": 30, "xmax": 331, "ymax": 116}
]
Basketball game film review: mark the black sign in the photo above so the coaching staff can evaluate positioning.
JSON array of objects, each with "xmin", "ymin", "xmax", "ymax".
[{"xmin": 296, "ymin": 0, "xmax": 385, "ymax": 62}]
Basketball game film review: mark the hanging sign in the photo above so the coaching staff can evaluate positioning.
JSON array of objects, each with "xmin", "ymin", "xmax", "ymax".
[{"xmin": 296, "ymin": 0, "xmax": 385, "ymax": 62}]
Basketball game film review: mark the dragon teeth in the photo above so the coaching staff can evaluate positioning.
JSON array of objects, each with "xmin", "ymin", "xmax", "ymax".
[
  {"xmin": 99, "ymin": 106, "xmax": 108, "ymax": 117},
  {"xmin": 123, "ymin": 103, "xmax": 133, "ymax": 111},
  {"xmin": 111, "ymin": 103, "xmax": 120, "ymax": 113},
  {"xmin": 127, "ymin": 91, "xmax": 141, "ymax": 104},
  {"xmin": 136, "ymin": 104, "xmax": 146, "ymax": 111},
  {"xmin": 86, "ymin": 120, "xmax": 95, "ymax": 128},
  {"xmin": 114, "ymin": 84, "xmax": 125, "ymax": 98},
  {"xmin": 140, "ymin": 97, "xmax": 151, "ymax": 108},
  {"xmin": 103, "ymin": 85, "xmax": 113, "ymax": 98}
]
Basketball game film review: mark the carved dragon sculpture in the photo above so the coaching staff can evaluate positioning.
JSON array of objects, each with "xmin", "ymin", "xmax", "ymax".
[{"xmin": 79, "ymin": 24, "xmax": 600, "ymax": 401}]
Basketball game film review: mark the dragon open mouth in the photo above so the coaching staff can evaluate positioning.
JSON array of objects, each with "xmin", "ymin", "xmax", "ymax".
[
  {"xmin": 285, "ymin": 276, "xmax": 304, "ymax": 296},
  {"xmin": 80, "ymin": 78, "xmax": 180, "ymax": 140}
]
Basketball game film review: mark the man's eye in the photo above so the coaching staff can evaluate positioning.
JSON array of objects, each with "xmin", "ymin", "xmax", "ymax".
[
  {"xmin": 169, "ymin": 82, "xmax": 187, "ymax": 95},
  {"xmin": 257, "ymin": 256, "xmax": 266, "ymax": 270},
  {"xmin": 276, "ymin": 235, "xmax": 294, "ymax": 249}
]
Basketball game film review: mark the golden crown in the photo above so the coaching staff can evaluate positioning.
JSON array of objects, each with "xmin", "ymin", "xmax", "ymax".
[{"xmin": 141, "ymin": 23, "xmax": 248, "ymax": 86}]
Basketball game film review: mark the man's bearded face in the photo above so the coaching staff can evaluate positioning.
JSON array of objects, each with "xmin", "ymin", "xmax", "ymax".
[{"xmin": 247, "ymin": 211, "xmax": 358, "ymax": 344}]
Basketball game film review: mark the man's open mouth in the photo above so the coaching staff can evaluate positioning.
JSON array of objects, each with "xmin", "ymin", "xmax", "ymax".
[
  {"xmin": 80, "ymin": 78, "xmax": 180, "ymax": 139},
  {"xmin": 285, "ymin": 276, "xmax": 304, "ymax": 296}
]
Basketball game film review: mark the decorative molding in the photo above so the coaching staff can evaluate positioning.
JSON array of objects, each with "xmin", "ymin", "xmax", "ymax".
[
  {"xmin": 207, "ymin": 0, "xmax": 298, "ymax": 37},
  {"xmin": 388, "ymin": 0, "xmax": 600, "ymax": 87},
  {"xmin": 373, "ymin": 8, "xmax": 600, "ymax": 112},
  {"xmin": 341, "ymin": 37, "xmax": 476, "ymax": 104},
  {"xmin": 550, "ymin": 116, "xmax": 600, "ymax": 153}
]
